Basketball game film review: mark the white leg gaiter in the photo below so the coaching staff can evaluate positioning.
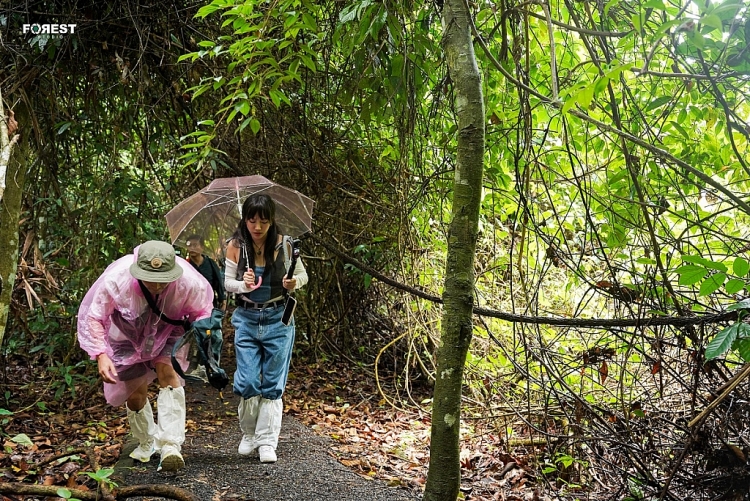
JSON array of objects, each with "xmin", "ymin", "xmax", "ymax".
[
  {"xmin": 238, "ymin": 395, "xmax": 261, "ymax": 455},
  {"xmin": 254, "ymin": 398, "xmax": 283, "ymax": 449},
  {"xmin": 156, "ymin": 386, "xmax": 186, "ymax": 471},
  {"xmin": 126, "ymin": 399, "xmax": 156, "ymax": 462}
]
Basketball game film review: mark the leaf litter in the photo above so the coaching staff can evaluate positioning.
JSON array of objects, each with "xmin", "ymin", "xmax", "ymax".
[{"xmin": 2, "ymin": 355, "xmax": 541, "ymax": 500}]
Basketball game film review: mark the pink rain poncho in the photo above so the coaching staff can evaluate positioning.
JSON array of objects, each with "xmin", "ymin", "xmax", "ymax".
[{"xmin": 77, "ymin": 246, "xmax": 214, "ymax": 407}]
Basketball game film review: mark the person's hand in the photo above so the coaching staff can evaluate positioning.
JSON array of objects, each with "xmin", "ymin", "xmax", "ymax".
[
  {"xmin": 243, "ymin": 270, "xmax": 262, "ymax": 290},
  {"xmin": 282, "ymin": 277, "xmax": 297, "ymax": 291},
  {"xmin": 96, "ymin": 353, "xmax": 118, "ymax": 384},
  {"xmin": 243, "ymin": 269, "xmax": 256, "ymax": 288}
]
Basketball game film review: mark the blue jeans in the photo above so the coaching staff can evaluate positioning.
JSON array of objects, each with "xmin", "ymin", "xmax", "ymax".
[{"xmin": 231, "ymin": 304, "xmax": 295, "ymax": 400}]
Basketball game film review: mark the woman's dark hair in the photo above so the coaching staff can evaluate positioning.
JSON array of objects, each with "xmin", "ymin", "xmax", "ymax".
[{"xmin": 232, "ymin": 194, "xmax": 281, "ymax": 272}]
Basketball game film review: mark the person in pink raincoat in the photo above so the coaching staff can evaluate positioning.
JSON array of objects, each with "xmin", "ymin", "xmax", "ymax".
[{"xmin": 77, "ymin": 241, "xmax": 213, "ymax": 472}]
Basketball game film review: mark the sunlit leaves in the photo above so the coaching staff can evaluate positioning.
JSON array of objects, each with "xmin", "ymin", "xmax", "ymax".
[
  {"xmin": 734, "ymin": 257, "xmax": 749, "ymax": 277},
  {"xmin": 725, "ymin": 279, "xmax": 746, "ymax": 294},
  {"xmin": 699, "ymin": 273, "xmax": 726, "ymax": 296},
  {"xmin": 675, "ymin": 264, "xmax": 708, "ymax": 285}
]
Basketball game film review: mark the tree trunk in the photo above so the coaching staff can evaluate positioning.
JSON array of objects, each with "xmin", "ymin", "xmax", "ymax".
[
  {"xmin": 0, "ymin": 102, "xmax": 28, "ymax": 348},
  {"xmin": 423, "ymin": 1, "xmax": 485, "ymax": 500},
  {"xmin": 1, "ymin": 87, "xmax": 21, "ymax": 203}
]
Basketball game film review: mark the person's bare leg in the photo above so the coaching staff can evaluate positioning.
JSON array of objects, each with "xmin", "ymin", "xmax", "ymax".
[
  {"xmin": 126, "ymin": 382, "xmax": 149, "ymax": 411},
  {"xmin": 155, "ymin": 362, "xmax": 180, "ymax": 388}
]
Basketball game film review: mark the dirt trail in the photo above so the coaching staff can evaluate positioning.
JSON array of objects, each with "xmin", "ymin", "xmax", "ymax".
[{"xmin": 113, "ymin": 381, "xmax": 421, "ymax": 501}]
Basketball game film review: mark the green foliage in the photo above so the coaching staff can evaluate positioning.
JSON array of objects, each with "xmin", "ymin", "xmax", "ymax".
[
  {"xmin": 10, "ymin": 433, "xmax": 33, "ymax": 447},
  {"xmin": 705, "ymin": 299, "xmax": 750, "ymax": 361},
  {"xmin": 47, "ymin": 361, "xmax": 90, "ymax": 401},
  {"xmin": 178, "ymin": 0, "xmax": 322, "ymax": 167},
  {"xmin": 675, "ymin": 255, "xmax": 749, "ymax": 296},
  {"xmin": 56, "ymin": 488, "xmax": 82, "ymax": 501},
  {"xmin": 705, "ymin": 322, "xmax": 748, "ymax": 361},
  {"xmin": 83, "ymin": 467, "xmax": 118, "ymax": 488}
]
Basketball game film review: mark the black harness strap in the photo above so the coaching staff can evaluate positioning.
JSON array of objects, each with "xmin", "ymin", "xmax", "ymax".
[{"xmin": 137, "ymin": 280, "xmax": 191, "ymax": 330}]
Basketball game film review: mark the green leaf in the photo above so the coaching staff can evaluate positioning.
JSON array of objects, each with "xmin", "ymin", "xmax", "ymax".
[
  {"xmin": 608, "ymin": 168, "xmax": 630, "ymax": 185},
  {"xmin": 249, "ymin": 118, "xmax": 261, "ymax": 135},
  {"xmin": 269, "ymin": 89, "xmax": 282, "ymax": 108},
  {"xmin": 689, "ymin": 30, "xmax": 705, "ymax": 49},
  {"xmin": 735, "ymin": 337, "xmax": 750, "ymax": 362},
  {"xmin": 576, "ymin": 85, "xmax": 595, "ymax": 109},
  {"xmin": 603, "ymin": 0, "xmax": 620, "ymax": 17},
  {"xmin": 196, "ymin": 3, "xmax": 222, "ymax": 18},
  {"xmin": 705, "ymin": 323, "xmax": 740, "ymax": 360},
  {"xmin": 725, "ymin": 279, "xmax": 746, "ymax": 294},
  {"xmin": 681, "ymin": 255, "xmax": 727, "ymax": 272},
  {"xmin": 298, "ymin": 54, "xmax": 317, "ymax": 72},
  {"xmin": 11, "ymin": 433, "xmax": 33, "ymax": 447},
  {"xmin": 669, "ymin": 121, "xmax": 690, "ymax": 140},
  {"xmin": 561, "ymin": 95, "xmax": 577, "ymax": 114},
  {"xmin": 57, "ymin": 122, "xmax": 72, "ymax": 135},
  {"xmin": 700, "ymin": 14, "xmax": 723, "ymax": 32},
  {"xmin": 699, "ymin": 273, "xmax": 726, "ymax": 296},
  {"xmin": 643, "ymin": 0, "xmax": 666, "ymax": 9},
  {"xmin": 57, "ymin": 488, "xmax": 72, "ymax": 499},
  {"xmin": 675, "ymin": 264, "xmax": 708, "ymax": 285},
  {"xmin": 0, "ymin": 409, "xmax": 12, "ymax": 416},
  {"xmin": 734, "ymin": 257, "xmax": 749, "ymax": 277},
  {"xmin": 631, "ymin": 12, "xmax": 642, "ymax": 34},
  {"xmin": 726, "ymin": 298, "xmax": 750, "ymax": 312},
  {"xmin": 645, "ymin": 96, "xmax": 672, "ymax": 112}
]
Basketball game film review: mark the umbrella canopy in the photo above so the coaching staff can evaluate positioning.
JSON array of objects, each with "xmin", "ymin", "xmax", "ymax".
[{"xmin": 165, "ymin": 175, "xmax": 315, "ymax": 255}]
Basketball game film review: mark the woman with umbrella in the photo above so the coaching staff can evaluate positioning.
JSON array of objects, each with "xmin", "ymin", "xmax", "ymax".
[{"xmin": 224, "ymin": 193, "xmax": 308, "ymax": 463}]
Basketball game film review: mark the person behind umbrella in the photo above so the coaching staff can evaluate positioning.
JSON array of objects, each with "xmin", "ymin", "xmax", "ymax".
[
  {"xmin": 77, "ymin": 241, "xmax": 214, "ymax": 472},
  {"xmin": 185, "ymin": 234, "xmax": 226, "ymax": 310},
  {"xmin": 224, "ymin": 194, "xmax": 308, "ymax": 463}
]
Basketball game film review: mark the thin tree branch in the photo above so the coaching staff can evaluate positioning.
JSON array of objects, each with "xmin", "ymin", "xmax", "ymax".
[
  {"xmin": 313, "ymin": 233, "xmax": 738, "ymax": 328},
  {"xmin": 630, "ymin": 68, "xmax": 739, "ymax": 80},
  {"xmin": 521, "ymin": 9, "xmax": 632, "ymax": 37},
  {"xmin": 540, "ymin": 0, "xmax": 559, "ymax": 100}
]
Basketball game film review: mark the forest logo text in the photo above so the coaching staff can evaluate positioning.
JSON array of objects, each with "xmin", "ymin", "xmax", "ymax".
[{"xmin": 22, "ymin": 24, "xmax": 77, "ymax": 35}]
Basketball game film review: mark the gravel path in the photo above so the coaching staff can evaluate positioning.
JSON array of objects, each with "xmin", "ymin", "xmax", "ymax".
[{"xmin": 113, "ymin": 383, "xmax": 421, "ymax": 501}]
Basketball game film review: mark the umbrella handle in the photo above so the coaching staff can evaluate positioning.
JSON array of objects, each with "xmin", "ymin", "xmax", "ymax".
[{"xmin": 248, "ymin": 276, "xmax": 263, "ymax": 291}]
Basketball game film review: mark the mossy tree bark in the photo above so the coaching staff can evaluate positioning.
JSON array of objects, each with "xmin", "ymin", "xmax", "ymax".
[
  {"xmin": 423, "ymin": 1, "xmax": 485, "ymax": 500},
  {"xmin": 0, "ymin": 102, "xmax": 28, "ymax": 348}
]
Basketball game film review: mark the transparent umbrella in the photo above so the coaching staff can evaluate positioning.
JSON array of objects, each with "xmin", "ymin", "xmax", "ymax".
[{"xmin": 165, "ymin": 175, "xmax": 315, "ymax": 257}]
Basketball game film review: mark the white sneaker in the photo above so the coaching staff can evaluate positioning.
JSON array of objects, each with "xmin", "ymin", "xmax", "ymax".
[
  {"xmin": 158, "ymin": 444, "xmax": 185, "ymax": 472},
  {"xmin": 238, "ymin": 435, "xmax": 256, "ymax": 456},
  {"xmin": 258, "ymin": 445, "xmax": 277, "ymax": 463},
  {"xmin": 129, "ymin": 439, "xmax": 155, "ymax": 463}
]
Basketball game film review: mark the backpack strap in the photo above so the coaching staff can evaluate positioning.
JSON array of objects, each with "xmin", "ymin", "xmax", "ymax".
[{"xmin": 137, "ymin": 280, "xmax": 190, "ymax": 329}]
